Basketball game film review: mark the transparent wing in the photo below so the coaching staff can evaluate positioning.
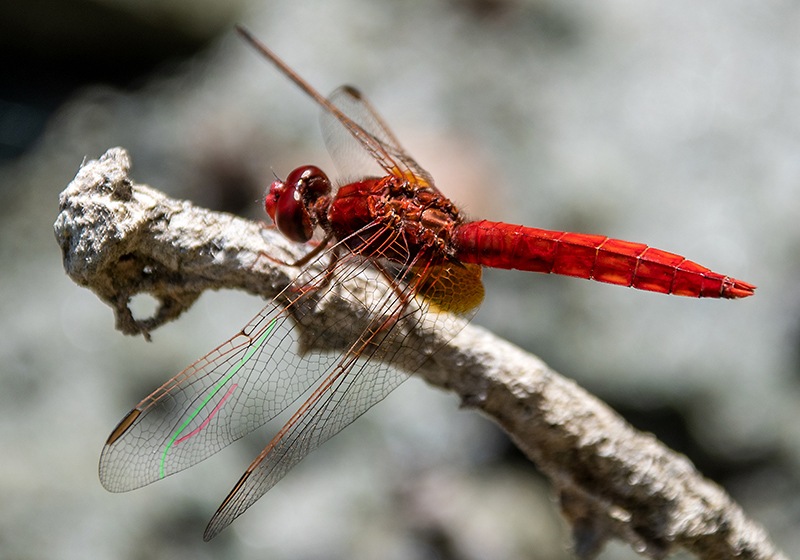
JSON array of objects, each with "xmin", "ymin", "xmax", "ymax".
[
  {"xmin": 99, "ymin": 241, "xmax": 379, "ymax": 492},
  {"xmin": 233, "ymin": 27, "xmax": 436, "ymax": 192},
  {"xmin": 203, "ymin": 246, "xmax": 480, "ymax": 540},
  {"xmin": 321, "ymin": 86, "xmax": 438, "ymax": 191}
]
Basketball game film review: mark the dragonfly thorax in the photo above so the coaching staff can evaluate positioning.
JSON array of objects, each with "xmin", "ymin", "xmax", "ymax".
[
  {"xmin": 325, "ymin": 174, "xmax": 463, "ymax": 265},
  {"xmin": 383, "ymin": 180, "xmax": 462, "ymax": 251}
]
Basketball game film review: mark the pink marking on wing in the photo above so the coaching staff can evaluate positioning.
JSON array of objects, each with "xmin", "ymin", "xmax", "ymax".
[{"xmin": 175, "ymin": 384, "xmax": 239, "ymax": 445}]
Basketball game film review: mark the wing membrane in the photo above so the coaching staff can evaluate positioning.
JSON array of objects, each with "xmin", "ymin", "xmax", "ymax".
[
  {"xmin": 100, "ymin": 242, "xmax": 377, "ymax": 492},
  {"xmin": 322, "ymin": 86, "xmax": 437, "ymax": 190},
  {"xmin": 203, "ymin": 246, "xmax": 466, "ymax": 539}
]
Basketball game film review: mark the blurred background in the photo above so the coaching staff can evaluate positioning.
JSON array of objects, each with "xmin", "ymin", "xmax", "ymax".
[{"xmin": 1, "ymin": 0, "xmax": 798, "ymax": 558}]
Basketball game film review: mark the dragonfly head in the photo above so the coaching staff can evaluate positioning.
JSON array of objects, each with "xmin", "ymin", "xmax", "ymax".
[{"xmin": 265, "ymin": 165, "xmax": 331, "ymax": 242}]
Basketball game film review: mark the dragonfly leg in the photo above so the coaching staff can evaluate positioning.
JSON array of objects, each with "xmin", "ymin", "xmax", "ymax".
[
  {"xmin": 295, "ymin": 249, "xmax": 342, "ymax": 295},
  {"xmin": 372, "ymin": 259, "xmax": 413, "ymax": 303},
  {"xmin": 365, "ymin": 255, "xmax": 434, "ymax": 337},
  {"xmin": 259, "ymin": 232, "xmax": 335, "ymax": 268}
]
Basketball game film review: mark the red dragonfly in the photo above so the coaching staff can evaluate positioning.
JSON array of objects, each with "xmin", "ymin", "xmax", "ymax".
[{"xmin": 99, "ymin": 26, "xmax": 756, "ymax": 541}]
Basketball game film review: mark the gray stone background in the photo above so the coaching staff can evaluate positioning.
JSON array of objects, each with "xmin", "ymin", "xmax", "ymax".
[{"xmin": 1, "ymin": 0, "xmax": 797, "ymax": 558}]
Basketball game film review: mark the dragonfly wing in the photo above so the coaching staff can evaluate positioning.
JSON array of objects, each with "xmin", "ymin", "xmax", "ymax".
[
  {"xmin": 99, "ymin": 247, "xmax": 377, "ymax": 493},
  {"xmin": 203, "ymin": 350, "xmax": 409, "ymax": 540},
  {"xmin": 202, "ymin": 251, "xmax": 479, "ymax": 539},
  {"xmin": 202, "ymin": 273, "xmax": 437, "ymax": 539},
  {"xmin": 99, "ymin": 305, "xmax": 315, "ymax": 492},
  {"xmin": 321, "ymin": 86, "xmax": 437, "ymax": 190}
]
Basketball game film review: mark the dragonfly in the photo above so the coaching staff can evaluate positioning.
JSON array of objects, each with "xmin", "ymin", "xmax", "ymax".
[{"xmin": 99, "ymin": 25, "xmax": 756, "ymax": 541}]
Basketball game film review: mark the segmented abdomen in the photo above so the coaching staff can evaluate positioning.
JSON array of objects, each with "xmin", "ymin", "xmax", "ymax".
[{"xmin": 451, "ymin": 220, "xmax": 755, "ymax": 298}]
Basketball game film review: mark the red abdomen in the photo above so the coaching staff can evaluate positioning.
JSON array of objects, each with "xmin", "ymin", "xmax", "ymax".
[{"xmin": 451, "ymin": 220, "xmax": 755, "ymax": 298}]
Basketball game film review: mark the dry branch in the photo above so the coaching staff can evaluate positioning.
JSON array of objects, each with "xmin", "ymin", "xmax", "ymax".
[{"xmin": 54, "ymin": 148, "xmax": 785, "ymax": 560}]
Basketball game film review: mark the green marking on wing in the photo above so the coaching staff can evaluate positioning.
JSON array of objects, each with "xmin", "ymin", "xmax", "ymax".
[{"xmin": 159, "ymin": 318, "xmax": 279, "ymax": 478}]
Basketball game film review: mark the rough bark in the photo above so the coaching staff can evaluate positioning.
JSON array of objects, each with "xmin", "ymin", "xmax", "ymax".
[{"xmin": 54, "ymin": 148, "xmax": 786, "ymax": 560}]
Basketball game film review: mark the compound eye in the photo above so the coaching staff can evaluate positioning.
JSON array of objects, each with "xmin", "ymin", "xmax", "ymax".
[
  {"xmin": 284, "ymin": 165, "xmax": 331, "ymax": 199},
  {"xmin": 267, "ymin": 166, "xmax": 332, "ymax": 243},
  {"xmin": 274, "ymin": 182, "xmax": 313, "ymax": 242}
]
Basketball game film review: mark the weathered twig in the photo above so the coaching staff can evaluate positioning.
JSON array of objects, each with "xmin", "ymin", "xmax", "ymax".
[{"xmin": 54, "ymin": 148, "xmax": 785, "ymax": 560}]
